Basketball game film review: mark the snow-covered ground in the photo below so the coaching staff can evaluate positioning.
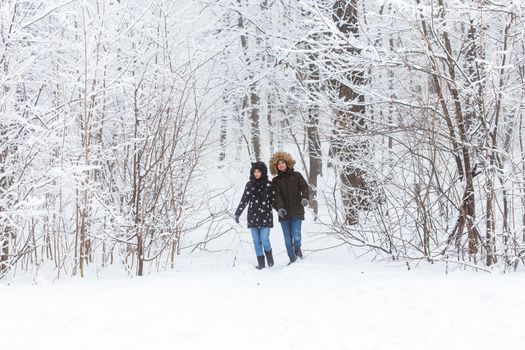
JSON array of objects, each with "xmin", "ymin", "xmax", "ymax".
[{"xmin": 2, "ymin": 236, "xmax": 525, "ymax": 350}]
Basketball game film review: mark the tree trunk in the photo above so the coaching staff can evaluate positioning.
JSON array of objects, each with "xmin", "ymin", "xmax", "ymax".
[
  {"xmin": 306, "ymin": 42, "xmax": 322, "ymax": 217},
  {"xmin": 438, "ymin": 0, "xmax": 479, "ymax": 257},
  {"xmin": 0, "ymin": 134, "xmax": 11, "ymax": 273},
  {"xmin": 331, "ymin": 0, "xmax": 368, "ymax": 225},
  {"xmin": 237, "ymin": 0, "xmax": 261, "ymax": 161},
  {"xmin": 0, "ymin": 228, "xmax": 8, "ymax": 273},
  {"xmin": 250, "ymin": 88, "xmax": 261, "ymax": 161},
  {"xmin": 219, "ymin": 110, "xmax": 227, "ymax": 163}
]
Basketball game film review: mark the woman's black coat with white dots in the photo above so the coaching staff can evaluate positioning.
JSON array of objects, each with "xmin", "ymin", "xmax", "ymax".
[{"xmin": 235, "ymin": 162, "xmax": 275, "ymax": 228}]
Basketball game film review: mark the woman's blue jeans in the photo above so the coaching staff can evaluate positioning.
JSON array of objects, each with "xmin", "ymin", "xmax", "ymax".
[
  {"xmin": 280, "ymin": 219, "xmax": 302, "ymax": 258},
  {"xmin": 250, "ymin": 227, "xmax": 271, "ymax": 256}
]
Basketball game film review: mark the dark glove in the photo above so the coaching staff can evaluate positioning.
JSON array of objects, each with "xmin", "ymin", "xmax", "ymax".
[
  {"xmin": 235, "ymin": 215, "xmax": 240, "ymax": 224},
  {"xmin": 301, "ymin": 198, "xmax": 309, "ymax": 207},
  {"xmin": 278, "ymin": 208, "xmax": 287, "ymax": 218}
]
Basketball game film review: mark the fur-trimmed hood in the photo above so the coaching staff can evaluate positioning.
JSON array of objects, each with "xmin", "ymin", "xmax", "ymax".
[{"xmin": 269, "ymin": 151, "xmax": 296, "ymax": 176}]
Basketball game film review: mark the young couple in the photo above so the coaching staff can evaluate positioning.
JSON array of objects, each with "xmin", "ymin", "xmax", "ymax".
[{"xmin": 235, "ymin": 151, "xmax": 310, "ymax": 269}]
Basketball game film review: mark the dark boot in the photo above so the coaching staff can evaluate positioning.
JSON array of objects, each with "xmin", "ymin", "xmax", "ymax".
[
  {"xmin": 295, "ymin": 248, "xmax": 303, "ymax": 259},
  {"xmin": 255, "ymin": 255, "xmax": 265, "ymax": 270},
  {"xmin": 264, "ymin": 250, "xmax": 274, "ymax": 267},
  {"xmin": 287, "ymin": 255, "xmax": 297, "ymax": 265}
]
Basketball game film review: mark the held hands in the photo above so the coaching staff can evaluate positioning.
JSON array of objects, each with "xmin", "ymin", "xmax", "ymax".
[
  {"xmin": 301, "ymin": 198, "xmax": 309, "ymax": 207},
  {"xmin": 277, "ymin": 208, "xmax": 287, "ymax": 218}
]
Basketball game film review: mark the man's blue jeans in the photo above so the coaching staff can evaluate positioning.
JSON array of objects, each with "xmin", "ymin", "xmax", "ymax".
[
  {"xmin": 250, "ymin": 227, "xmax": 271, "ymax": 256},
  {"xmin": 280, "ymin": 219, "xmax": 302, "ymax": 258}
]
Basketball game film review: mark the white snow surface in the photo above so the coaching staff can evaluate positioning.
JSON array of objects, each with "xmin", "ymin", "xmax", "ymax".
[{"xmin": 2, "ymin": 234, "xmax": 525, "ymax": 350}]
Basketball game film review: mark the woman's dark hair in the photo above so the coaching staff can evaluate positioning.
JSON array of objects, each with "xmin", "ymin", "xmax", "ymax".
[{"xmin": 250, "ymin": 161, "xmax": 268, "ymax": 182}]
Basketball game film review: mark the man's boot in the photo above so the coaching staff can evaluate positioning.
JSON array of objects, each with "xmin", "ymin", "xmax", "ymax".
[
  {"xmin": 255, "ymin": 255, "xmax": 266, "ymax": 270},
  {"xmin": 295, "ymin": 248, "xmax": 303, "ymax": 259},
  {"xmin": 287, "ymin": 255, "xmax": 297, "ymax": 265},
  {"xmin": 264, "ymin": 250, "xmax": 274, "ymax": 267}
]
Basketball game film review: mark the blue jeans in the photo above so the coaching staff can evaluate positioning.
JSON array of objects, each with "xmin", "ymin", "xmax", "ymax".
[
  {"xmin": 250, "ymin": 227, "xmax": 271, "ymax": 256},
  {"xmin": 280, "ymin": 219, "xmax": 302, "ymax": 258}
]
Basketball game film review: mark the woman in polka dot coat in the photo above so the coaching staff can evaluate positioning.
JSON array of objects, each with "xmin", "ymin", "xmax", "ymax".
[{"xmin": 235, "ymin": 161, "xmax": 275, "ymax": 269}]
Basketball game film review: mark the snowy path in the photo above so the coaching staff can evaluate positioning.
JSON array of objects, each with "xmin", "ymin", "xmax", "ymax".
[{"xmin": 2, "ymin": 253, "xmax": 525, "ymax": 350}]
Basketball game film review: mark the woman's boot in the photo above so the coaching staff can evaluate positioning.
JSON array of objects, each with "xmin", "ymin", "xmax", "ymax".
[
  {"xmin": 255, "ymin": 255, "xmax": 266, "ymax": 270},
  {"xmin": 264, "ymin": 250, "xmax": 274, "ymax": 267}
]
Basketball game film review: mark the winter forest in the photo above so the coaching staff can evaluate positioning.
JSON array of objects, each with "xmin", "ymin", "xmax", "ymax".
[{"xmin": 1, "ymin": 0, "xmax": 525, "ymax": 281}]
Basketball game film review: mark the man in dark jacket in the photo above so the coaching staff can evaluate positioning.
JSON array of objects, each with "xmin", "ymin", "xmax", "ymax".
[{"xmin": 269, "ymin": 151, "xmax": 309, "ymax": 264}]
